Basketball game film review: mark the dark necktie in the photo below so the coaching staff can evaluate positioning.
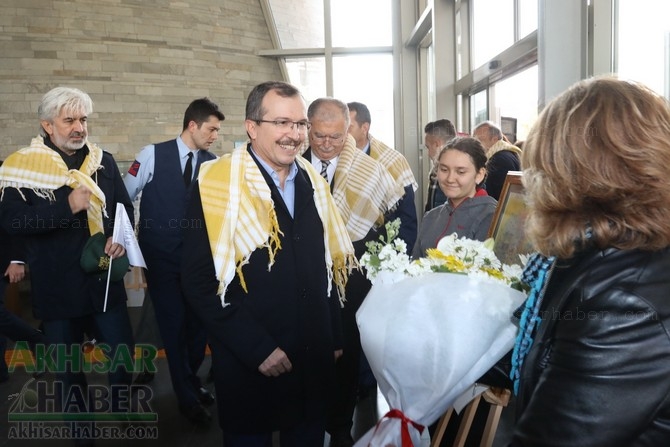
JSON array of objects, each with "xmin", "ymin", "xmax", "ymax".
[
  {"xmin": 320, "ymin": 159, "xmax": 330, "ymax": 180},
  {"xmin": 183, "ymin": 152, "xmax": 193, "ymax": 187}
]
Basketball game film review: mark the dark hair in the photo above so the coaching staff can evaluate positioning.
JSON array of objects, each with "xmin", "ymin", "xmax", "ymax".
[
  {"xmin": 347, "ymin": 101, "xmax": 371, "ymax": 126},
  {"xmin": 246, "ymin": 81, "xmax": 302, "ymax": 120},
  {"xmin": 424, "ymin": 119, "xmax": 456, "ymax": 139},
  {"xmin": 182, "ymin": 97, "xmax": 225, "ymax": 130},
  {"xmin": 438, "ymin": 136, "xmax": 488, "ymax": 173}
]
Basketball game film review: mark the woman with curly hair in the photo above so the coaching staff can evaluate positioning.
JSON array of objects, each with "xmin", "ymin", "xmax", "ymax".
[{"xmin": 509, "ymin": 76, "xmax": 670, "ymax": 446}]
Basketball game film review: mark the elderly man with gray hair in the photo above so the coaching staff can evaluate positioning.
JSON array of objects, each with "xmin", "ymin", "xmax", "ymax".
[
  {"xmin": 0, "ymin": 86, "xmax": 135, "ymax": 446},
  {"xmin": 472, "ymin": 120, "xmax": 522, "ymax": 200}
]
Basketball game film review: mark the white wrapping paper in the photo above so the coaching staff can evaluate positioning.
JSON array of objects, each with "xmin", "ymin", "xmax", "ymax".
[{"xmin": 354, "ymin": 271, "xmax": 526, "ymax": 447}]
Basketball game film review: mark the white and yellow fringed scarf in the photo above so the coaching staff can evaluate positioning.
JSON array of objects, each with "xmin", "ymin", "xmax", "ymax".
[
  {"xmin": 197, "ymin": 147, "xmax": 357, "ymax": 307},
  {"xmin": 332, "ymin": 136, "xmax": 405, "ymax": 242},
  {"xmin": 369, "ymin": 134, "xmax": 419, "ymax": 192},
  {"xmin": 0, "ymin": 136, "xmax": 107, "ymax": 235}
]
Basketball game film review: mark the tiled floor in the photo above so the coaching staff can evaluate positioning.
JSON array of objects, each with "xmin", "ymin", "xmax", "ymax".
[
  {"xmin": 0, "ymin": 353, "xmax": 384, "ymax": 447},
  {"xmin": 0, "ymin": 295, "xmax": 381, "ymax": 447},
  {"xmin": 1, "ymin": 300, "xmax": 515, "ymax": 446},
  {"xmin": 1, "ymin": 354, "xmax": 515, "ymax": 447}
]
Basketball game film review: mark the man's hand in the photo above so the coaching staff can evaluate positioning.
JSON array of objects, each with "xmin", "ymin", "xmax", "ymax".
[
  {"xmin": 334, "ymin": 349, "xmax": 343, "ymax": 361},
  {"xmin": 258, "ymin": 347, "xmax": 293, "ymax": 377},
  {"xmin": 105, "ymin": 237, "xmax": 126, "ymax": 259},
  {"xmin": 4, "ymin": 263, "xmax": 25, "ymax": 283},
  {"xmin": 68, "ymin": 186, "xmax": 92, "ymax": 214}
]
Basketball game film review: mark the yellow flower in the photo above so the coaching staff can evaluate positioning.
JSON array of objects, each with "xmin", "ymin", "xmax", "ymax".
[
  {"xmin": 425, "ymin": 248, "xmax": 446, "ymax": 260},
  {"xmin": 481, "ymin": 266, "xmax": 505, "ymax": 280},
  {"xmin": 426, "ymin": 249, "xmax": 467, "ymax": 272}
]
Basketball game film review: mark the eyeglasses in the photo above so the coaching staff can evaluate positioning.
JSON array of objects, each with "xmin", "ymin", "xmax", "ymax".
[
  {"xmin": 255, "ymin": 119, "xmax": 311, "ymax": 133},
  {"xmin": 311, "ymin": 133, "xmax": 345, "ymax": 145}
]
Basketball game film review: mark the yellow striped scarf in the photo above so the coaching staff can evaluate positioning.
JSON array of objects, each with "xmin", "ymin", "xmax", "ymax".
[
  {"xmin": 369, "ymin": 134, "xmax": 418, "ymax": 192},
  {"xmin": 198, "ymin": 147, "xmax": 357, "ymax": 307},
  {"xmin": 0, "ymin": 136, "xmax": 106, "ymax": 235},
  {"xmin": 332, "ymin": 135, "xmax": 405, "ymax": 242}
]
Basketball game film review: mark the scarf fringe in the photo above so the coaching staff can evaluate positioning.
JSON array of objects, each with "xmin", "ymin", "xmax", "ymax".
[
  {"xmin": 202, "ymin": 148, "xmax": 357, "ymax": 308},
  {"xmin": 0, "ymin": 184, "xmax": 53, "ymax": 202},
  {"xmin": 236, "ymin": 206, "xmax": 283, "ymax": 294}
]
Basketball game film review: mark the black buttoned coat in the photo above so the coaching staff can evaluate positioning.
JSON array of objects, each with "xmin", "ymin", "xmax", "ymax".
[{"xmin": 181, "ymin": 154, "xmax": 343, "ymax": 434}]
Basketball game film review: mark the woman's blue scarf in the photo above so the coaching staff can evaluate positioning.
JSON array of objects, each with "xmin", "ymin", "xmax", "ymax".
[{"xmin": 509, "ymin": 253, "xmax": 556, "ymax": 395}]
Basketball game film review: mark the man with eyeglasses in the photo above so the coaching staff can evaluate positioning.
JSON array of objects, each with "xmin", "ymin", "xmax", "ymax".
[
  {"xmin": 303, "ymin": 98, "xmax": 405, "ymax": 447},
  {"xmin": 347, "ymin": 101, "xmax": 418, "ymax": 253},
  {"xmin": 181, "ymin": 82, "xmax": 357, "ymax": 447}
]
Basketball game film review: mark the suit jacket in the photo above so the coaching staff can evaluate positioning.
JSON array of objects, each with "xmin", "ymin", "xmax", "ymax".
[
  {"xmin": 484, "ymin": 149, "xmax": 520, "ymax": 201},
  {"xmin": 181, "ymin": 153, "xmax": 342, "ymax": 433},
  {"xmin": 138, "ymin": 139, "xmax": 216, "ymax": 259},
  {"xmin": 302, "ymin": 148, "xmax": 383, "ymax": 310},
  {"xmin": 0, "ymin": 227, "xmax": 23, "ymax": 273},
  {"xmin": 0, "ymin": 226, "xmax": 24, "ymax": 303}
]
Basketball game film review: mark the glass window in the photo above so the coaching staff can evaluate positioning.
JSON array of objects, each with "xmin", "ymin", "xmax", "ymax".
[
  {"xmin": 470, "ymin": 89, "xmax": 488, "ymax": 129},
  {"xmin": 333, "ymin": 54, "xmax": 395, "ymax": 145},
  {"xmin": 518, "ymin": 0, "xmax": 538, "ymax": 39},
  {"xmin": 472, "ymin": 0, "xmax": 514, "ymax": 68},
  {"xmin": 455, "ymin": 8, "xmax": 464, "ymax": 79},
  {"xmin": 493, "ymin": 64, "xmax": 538, "ymax": 142},
  {"xmin": 331, "ymin": 0, "xmax": 392, "ymax": 47},
  {"xmin": 268, "ymin": 0, "xmax": 325, "ymax": 48},
  {"xmin": 425, "ymin": 44, "xmax": 437, "ymax": 124},
  {"xmin": 617, "ymin": 0, "xmax": 670, "ymax": 96},
  {"xmin": 285, "ymin": 57, "xmax": 327, "ymax": 105}
]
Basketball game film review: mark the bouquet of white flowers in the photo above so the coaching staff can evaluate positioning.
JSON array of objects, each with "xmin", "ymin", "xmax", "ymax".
[{"xmin": 355, "ymin": 219, "xmax": 528, "ymax": 447}]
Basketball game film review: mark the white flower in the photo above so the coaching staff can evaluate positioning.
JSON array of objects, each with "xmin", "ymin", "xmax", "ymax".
[
  {"xmin": 360, "ymin": 219, "xmax": 527, "ymax": 292},
  {"xmin": 393, "ymin": 238, "xmax": 407, "ymax": 254},
  {"xmin": 405, "ymin": 261, "xmax": 432, "ymax": 277},
  {"xmin": 518, "ymin": 253, "xmax": 530, "ymax": 267},
  {"xmin": 435, "ymin": 233, "xmax": 458, "ymax": 253},
  {"xmin": 502, "ymin": 263, "xmax": 523, "ymax": 283}
]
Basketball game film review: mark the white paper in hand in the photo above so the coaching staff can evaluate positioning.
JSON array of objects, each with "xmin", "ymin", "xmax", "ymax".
[{"xmin": 112, "ymin": 203, "xmax": 146, "ymax": 268}]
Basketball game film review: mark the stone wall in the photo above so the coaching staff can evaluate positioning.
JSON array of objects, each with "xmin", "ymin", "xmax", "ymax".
[{"xmin": 0, "ymin": 0, "xmax": 284, "ymax": 161}]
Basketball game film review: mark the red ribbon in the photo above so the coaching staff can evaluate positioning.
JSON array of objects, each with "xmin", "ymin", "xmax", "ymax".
[{"xmin": 372, "ymin": 409, "xmax": 425, "ymax": 447}]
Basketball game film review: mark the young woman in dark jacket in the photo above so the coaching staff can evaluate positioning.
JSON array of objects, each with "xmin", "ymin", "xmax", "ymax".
[{"xmin": 509, "ymin": 76, "xmax": 670, "ymax": 446}]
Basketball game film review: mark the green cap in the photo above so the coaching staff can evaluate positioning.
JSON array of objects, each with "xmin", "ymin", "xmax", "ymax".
[{"xmin": 80, "ymin": 232, "xmax": 130, "ymax": 282}]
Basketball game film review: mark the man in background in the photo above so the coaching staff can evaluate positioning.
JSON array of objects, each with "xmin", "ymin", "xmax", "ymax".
[
  {"xmin": 305, "ymin": 98, "xmax": 404, "ymax": 447},
  {"xmin": 124, "ymin": 97, "xmax": 224, "ymax": 427},
  {"xmin": 347, "ymin": 101, "xmax": 418, "ymax": 253},
  {"xmin": 472, "ymin": 120, "xmax": 522, "ymax": 200},
  {"xmin": 423, "ymin": 119, "xmax": 456, "ymax": 212},
  {"xmin": 0, "ymin": 86, "xmax": 135, "ymax": 445}
]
